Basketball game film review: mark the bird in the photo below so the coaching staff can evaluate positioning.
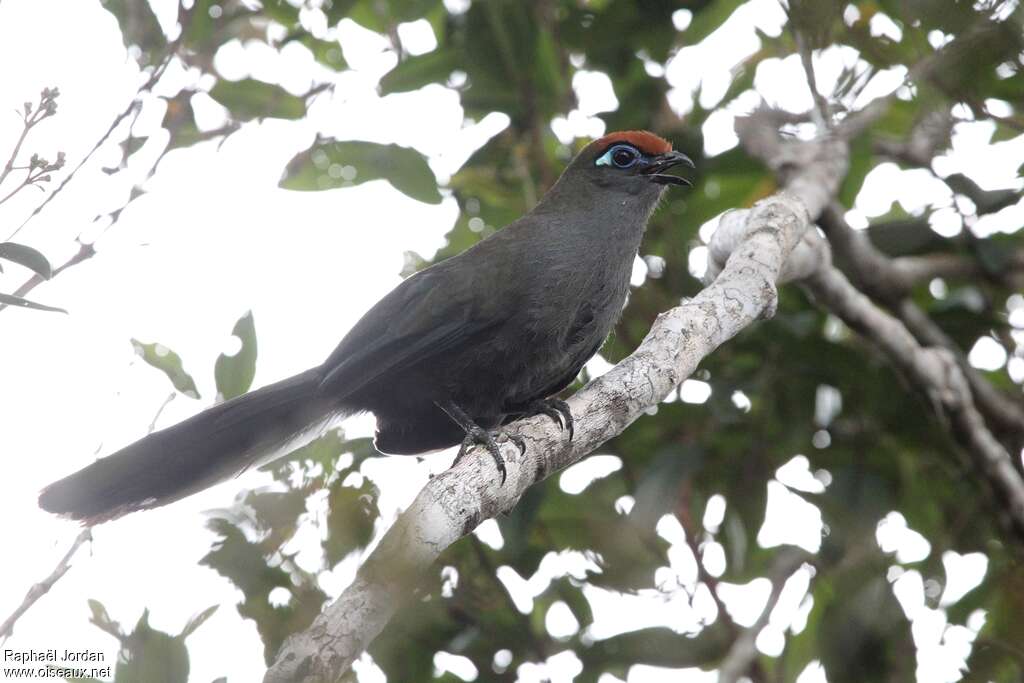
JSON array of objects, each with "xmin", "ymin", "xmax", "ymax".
[{"xmin": 38, "ymin": 130, "xmax": 693, "ymax": 525}]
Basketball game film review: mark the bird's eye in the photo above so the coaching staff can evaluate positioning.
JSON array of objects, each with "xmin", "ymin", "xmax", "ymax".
[
  {"xmin": 596, "ymin": 144, "xmax": 642, "ymax": 169},
  {"xmin": 612, "ymin": 146, "xmax": 637, "ymax": 167}
]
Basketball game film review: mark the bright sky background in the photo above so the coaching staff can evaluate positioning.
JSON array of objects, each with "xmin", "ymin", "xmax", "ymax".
[{"xmin": 0, "ymin": 1, "xmax": 1020, "ymax": 682}]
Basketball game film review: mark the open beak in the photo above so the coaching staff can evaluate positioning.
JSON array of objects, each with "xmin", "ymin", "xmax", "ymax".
[{"xmin": 641, "ymin": 150, "xmax": 695, "ymax": 186}]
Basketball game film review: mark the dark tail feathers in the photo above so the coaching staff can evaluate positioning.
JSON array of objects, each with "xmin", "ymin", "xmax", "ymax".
[{"xmin": 39, "ymin": 368, "xmax": 337, "ymax": 525}]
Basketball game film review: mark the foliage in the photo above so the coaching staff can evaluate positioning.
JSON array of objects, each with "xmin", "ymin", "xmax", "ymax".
[
  {"xmin": 71, "ymin": 599, "xmax": 218, "ymax": 683},
  {"xmin": 214, "ymin": 310, "xmax": 258, "ymax": 401},
  {"xmin": 83, "ymin": 0, "xmax": 1024, "ymax": 681}
]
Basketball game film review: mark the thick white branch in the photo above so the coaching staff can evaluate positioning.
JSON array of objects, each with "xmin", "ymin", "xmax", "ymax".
[{"xmin": 264, "ymin": 192, "xmax": 815, "ymax": 682}]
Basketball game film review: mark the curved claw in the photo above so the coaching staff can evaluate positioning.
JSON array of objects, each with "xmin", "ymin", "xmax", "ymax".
[
  {"xmin": 534, "ymin": 404, "xmax": 564, "ymax": 429},
  {"xmin": 452, "ymin": 426, "xmax": 508, "ymax": 484},
  {"xmin": 524, "ymin": 399, "xmax": 574, "ymax": 442},
  {"xmin": 548, "ymin": 399, "xmax": 574, "ymax": 442},
  {"xmin": 508, "ymin": 434, "xmax": 527, "ymax": 456}
]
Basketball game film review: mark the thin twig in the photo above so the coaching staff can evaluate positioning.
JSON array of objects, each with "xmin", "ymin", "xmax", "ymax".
[
  {"xmin": 0, "ymin": 92, "xmax": 52, "ymax": 188},
  {"xmin": 468, "ymin": 536, "xmax": 548, "ymax": 659},
  {"xmin": 838, "ymin": 18, "xmax": 1000, "ymax": 140},
  {"xmin": 734, "ymin": 79, "xmax": 1024, "ymax": 540},
  {"xmin": 0, "ymin": 529, "xmax": 92, "ymax": 643},
  {"xmin": 803, "ymin": 252, "xmax": 1024, "ymax": 539},
  {"xmin": 717, "ymin": 549, "xmax": 807, "ymax": 683},
  {"xmin": 676, "ymin": 481, "xmax": 737, "ymax": 633},
  {"xmin": 794, "ymin": 33, "xmax": 829, "ymax": 130},
  {"xmin": 0, "ymin": 240, "xmax": 95, "ymax": 313},
  {"xmin": 6, "ymin": 50, "xmax": 175, "ymax": 243},
  {"xmin": 817, "ymin": 205, "xmax": 1024, "ymax": 448},
  {"xmin": 148, "ymin": 393, "xmax": 177, "ymax": 434}
]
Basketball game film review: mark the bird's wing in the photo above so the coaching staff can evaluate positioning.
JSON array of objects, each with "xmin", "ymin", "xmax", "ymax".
[{"xmin": 317, "ymin": 255, "xmax": 508, "ymax": 399}]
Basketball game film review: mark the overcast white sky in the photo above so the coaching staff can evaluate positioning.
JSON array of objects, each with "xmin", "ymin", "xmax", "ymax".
[{"xmin": 0, "ymin": 1, "xmax": 1020, "ymax": 681}]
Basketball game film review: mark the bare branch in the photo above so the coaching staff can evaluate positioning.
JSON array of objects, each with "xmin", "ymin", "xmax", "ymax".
[
  {"xmin": 817, "ymin": 206, "xmax": 1024, "ymax": 446},
  {"xmin": 802, "ymin": 246, "xmax": 1024, "ymax": 538},
  {"xmin": 794, "ymin": 33, "xmax": 830, "ymax": 130},
  {"xmin": 0, "ymin": 240, "xmax": 95, "ymax": 313},
  {"xmin": 735, "ymin": 110, "xmax": 848, "ymax": 219},
  {"xmin": 5, "ymin": 22, "xmax": 186, "ymax": 244},
  {"xmin": 892, "ymin": 251, "xmax": 1024, "ymax": 288},
  {"xmin": 0, "ymin": 529, "xmax": 92, "ymax": 643},
  {"xmin": 676, "ymin": 483, "xmax": 738, "ymax": 635},
  {"xmin": 8, "ymin": 97, "xmax": 141, "ymax": 243},
  {"xmin": 873, "ymin": 109, "xmax": 954, "ymax": 168},
  {"xmin": 735, "ymin": 95, "xmax": 1024, "ymax": 539},
  {"xmin": 0, "ymin": 88, "xmax": 58, "ymax": 190},
  {"xmin": 717, "ymin": 549, "xmax": 808, "ymax": 683},
  {"xmin": 837, "ymin": 18, "xmax": 1003, "ymax": 140},
  {"xmin": 896, "ymin": 298, "xmax": 1024, "ymax": 450}
]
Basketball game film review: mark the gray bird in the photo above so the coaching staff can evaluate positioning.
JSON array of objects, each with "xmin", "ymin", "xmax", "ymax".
[{"xmin": 39, "ymin": 130, "xmax": 693, "ymax": 524}]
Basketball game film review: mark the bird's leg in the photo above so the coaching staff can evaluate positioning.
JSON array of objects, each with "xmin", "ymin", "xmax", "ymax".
[
  {"xmin": 435, "ymin": 399, "xmax": 524, "ymax": 484},
  {"xmin": 519, "ymin": 398, "xmax": 574, "ymax": 441}
]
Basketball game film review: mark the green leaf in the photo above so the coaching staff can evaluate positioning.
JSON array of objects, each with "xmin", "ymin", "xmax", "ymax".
[
  {"xmin": 160, "ymin": 90, "xmax": 238, "ymax": 152},
  {"xmin": 281, "ymin": 138, "xmax": 442, "ymax": 204},
  {"xmin": 208, "ymin": 78, "xmax": 306, "ymax": 121},
  {"xmin": 0, "ymin": 242, "xmax": 52, "ymax": 278},
  {"xmin": 131, "ymin": 339, "xmax": 201, "ymax": 399},
  {"xmin": 379, "ymin": 49, "xmax": 458, "ymax": 95},
  {"xmin": 100, "ymin": 0, "xmax": 165, "ymax": 66},
  {"xmin": 201, "ymin": 518, "xmax": 328, "ymax": 663},
  {"xmin": 295, "ymin": 35, "xmax": 348, "ymax": 71},
  {"xmin": 0, "ymin": 292, "xmax": 66, "ymax": 313},
  {"xmin": 578, "ymin": 624, "xmax": 734, "ymax": 670},
  {"xmin": 87, "ymin": 598, "xmax": 123, "ymax": 640},
  {"xmin": 215, "ymin": 311, "xmax": 257, "ymax": 401},
  {"xmin": 261, "ymin": 0, "xmax": 301, "ymax": 26},
  {"xmin": 681, "ymin": 0, "xmax": 746, "ymax": 45},
  {"xmin": 324, "ymin": 477, "xmax": 380, "ymax": 565},
  {"xmin": 840, "ymin": 135, "xmax": 874, "ymax": 206},
  {"xmin": 161, "ymin": 91, "xmax": 202, "ymax": 150},
  {"xmin": 263, "ymin": 429, "xmax": 358, "ymax": 475},
  {"xmin": 115, "ymin": 610, "xmax": 191, "ymax": 683},
  {"xmin": 327, "ymin": 0, "xmax": 441, "ymax": 31}
]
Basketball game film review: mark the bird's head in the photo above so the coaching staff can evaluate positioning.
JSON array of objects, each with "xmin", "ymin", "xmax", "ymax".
[{"xmin": 570, "ymin": 130, "xmax": 694, "ymax": 198}]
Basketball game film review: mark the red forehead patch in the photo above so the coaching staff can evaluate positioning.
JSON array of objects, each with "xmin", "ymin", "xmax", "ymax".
[{"xmin": 594, "ymin": 130, "xmax": 672, "ymax": 155}]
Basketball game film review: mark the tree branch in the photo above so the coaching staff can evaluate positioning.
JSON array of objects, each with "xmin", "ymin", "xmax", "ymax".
[
  {"xmin": 801, "ymin": 245, "xmax": 1024, "ymax": 539},
  {"xmin": 794, "ymin": 33, "xmax": 829, "ymax": 130},
  {"xmin": 732, "ymin": 102, "xmax": 1024, "ymax": 541},
  {"xmin": 836, "ymin": 12, "xmax": 1013, "ymax": 141},
  {"xmin": 0, "ymin": 529, "xmax": 92, "ymax": 643},
  {"xmin": 0, "ymin": 89, "xmax": 58, "ymax": 190},
  {"xmin": 817, "ymin": 205, "xmax": 1024, "ymax": 447},
  {"xmin": 676, "ymin": 482, "xmax": 738, "ymax": 635},
  {"xmin": 6, "ymin": 46, "xmax": 177, "ymax": 244},
  {"xmin": 717, "ymin": 549, "xmax": 808, "ymax": 683}
]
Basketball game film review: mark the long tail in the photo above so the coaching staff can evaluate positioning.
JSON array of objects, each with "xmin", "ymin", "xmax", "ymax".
[{"xmin": 39, "ymin": 368, "xmax": 339, "ymax": 525}]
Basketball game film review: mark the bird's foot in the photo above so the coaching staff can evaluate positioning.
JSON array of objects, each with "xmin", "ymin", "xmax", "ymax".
[
  {"xmin": 436, "ymin": 398, "xmax": 525, "ymax": 485},
  {"xmin": 522, "ymin": 398, "xmax": 574, "ymax": 441},
  {"xmin": 452, "ymin": 427, "xmax": 525, "ymax": 484}
]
